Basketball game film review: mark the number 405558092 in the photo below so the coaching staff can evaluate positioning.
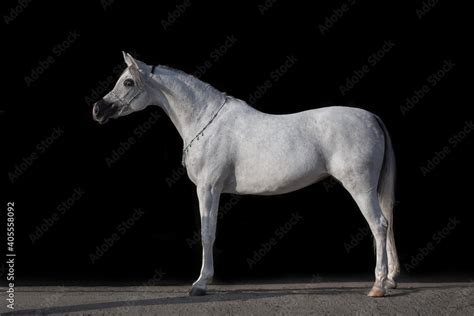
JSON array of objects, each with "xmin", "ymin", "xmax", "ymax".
[{"xmin": 7, "ymin": 202, "xmax": 15, "ymax": 252}]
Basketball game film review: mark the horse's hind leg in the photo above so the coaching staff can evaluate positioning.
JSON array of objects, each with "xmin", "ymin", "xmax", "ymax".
[{"xmin": 341, "ymin": 178, "xmax": 389, "ymax": 297}]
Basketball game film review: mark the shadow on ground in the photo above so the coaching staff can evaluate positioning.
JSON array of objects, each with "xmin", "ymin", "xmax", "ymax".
[{"xmin": 1, "ymin": 285, "xmax": 437, "ymax": 315}]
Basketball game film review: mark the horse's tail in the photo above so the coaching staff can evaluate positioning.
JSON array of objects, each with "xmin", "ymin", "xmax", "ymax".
[{"xmin": 374, "ymin": 115, "xmax": 400, "ymax": 279}]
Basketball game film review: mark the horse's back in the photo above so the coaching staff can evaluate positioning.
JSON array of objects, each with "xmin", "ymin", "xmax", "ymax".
[{"xmin": 220, "ymin": 102, "xmax": 384, "ymax": 195}]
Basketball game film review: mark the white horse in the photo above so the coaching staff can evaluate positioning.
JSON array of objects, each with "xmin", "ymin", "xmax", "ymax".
[{"xmin": 93, "ymin": 52, "xmax": 400, "ymax": 297}]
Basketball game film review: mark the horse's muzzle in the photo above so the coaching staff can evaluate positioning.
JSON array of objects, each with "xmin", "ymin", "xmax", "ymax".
[{"xmin": 93, "ymin": 99, "xmax": 116, "ymax": 124}]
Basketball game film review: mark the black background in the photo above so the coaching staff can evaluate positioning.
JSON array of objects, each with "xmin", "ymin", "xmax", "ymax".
[{"xmin": 2, "ymin": 0, "xmax": 472, "ymax": 284}]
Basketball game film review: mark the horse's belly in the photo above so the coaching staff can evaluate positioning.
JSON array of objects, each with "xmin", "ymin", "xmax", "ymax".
[
  {"xmin": 226, "ymin": 143, "xmax": 327, "ymax": 195},
  {"xmin": 233, "ymin": 172, "xmax": 328, "ymax": 195}
]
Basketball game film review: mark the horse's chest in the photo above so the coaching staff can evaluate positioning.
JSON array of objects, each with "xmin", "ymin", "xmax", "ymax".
[
  {"xmin": 182, "ymin": 153, "xmax": 200, "ymax": 185},
  {"xmin": 182, "ymin": 148, "xmax": 214, "ymax": 185},
  {"xmin": 182, "ymin": 139, "xmax": 230, "ymax": 186}
]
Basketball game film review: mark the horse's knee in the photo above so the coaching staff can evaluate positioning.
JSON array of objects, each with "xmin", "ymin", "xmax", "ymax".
[
  {"xmin": 201, "ymin": 230, "xmax": 215, "ymax": 246},
  {"xmin": 371, "ymin": 215, "xmax": 388, "ymax": 239}
]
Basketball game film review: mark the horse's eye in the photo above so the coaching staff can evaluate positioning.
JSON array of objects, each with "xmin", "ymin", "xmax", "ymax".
[{"xmin": 123, "ymin": 79, "xmax": 135, "ymax": 87}]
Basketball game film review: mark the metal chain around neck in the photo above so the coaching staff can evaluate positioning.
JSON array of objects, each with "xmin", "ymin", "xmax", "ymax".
[{"xmin": 182, "ymin": 95, "xmax": 229, "ymax": 167}]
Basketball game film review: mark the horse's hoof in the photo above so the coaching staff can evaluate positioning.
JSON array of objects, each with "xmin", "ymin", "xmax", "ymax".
[
  {"xmin": 385, "ymin": 278, "xmax": 397, "ymax": 289},
  {"xmin": 189, "ymin": 287, "xmax": 207, "ymax": 296},
  {"xmin": 367, "ymin": 286, "xmax": 386, "ymax": 297}
]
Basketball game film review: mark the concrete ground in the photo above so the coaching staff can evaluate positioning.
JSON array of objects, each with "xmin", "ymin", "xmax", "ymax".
[{"xmin": 2, "ymin": 280, "xmax": 473, "ymax": 315}]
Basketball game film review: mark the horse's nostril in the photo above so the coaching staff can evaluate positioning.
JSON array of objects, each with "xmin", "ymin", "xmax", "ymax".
[{"xmin": 93, "ymin": 104, "xmax": 99, "ymax": 116}]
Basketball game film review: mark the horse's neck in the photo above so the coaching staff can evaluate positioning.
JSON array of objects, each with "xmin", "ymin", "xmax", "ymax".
[{"xmin": 150, "ymin": 67, "xmax": 225, "ymax": 144}]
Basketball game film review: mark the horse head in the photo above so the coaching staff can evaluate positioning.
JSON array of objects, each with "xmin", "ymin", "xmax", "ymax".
[{"xmin": 93, "ymin": 52, "xmax": 154, "ymax": 124}]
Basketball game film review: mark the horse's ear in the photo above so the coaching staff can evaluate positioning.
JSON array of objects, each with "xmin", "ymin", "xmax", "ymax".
[
  {"xmin": 122, "ymin": 51, "xmax": 134, "ymax": 67},
  {"xmin": 123, "ymin": 52, "xmax": 148, "ymax": 73},
  {"xmin": 121, "ymin": 52, "xmax": 145, "ymax": 83}
]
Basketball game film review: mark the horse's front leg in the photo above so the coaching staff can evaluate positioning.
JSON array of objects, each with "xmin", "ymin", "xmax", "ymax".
[{"xmin": 189, "ymin": 184, "xmax": 221, "ymax": 296}]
